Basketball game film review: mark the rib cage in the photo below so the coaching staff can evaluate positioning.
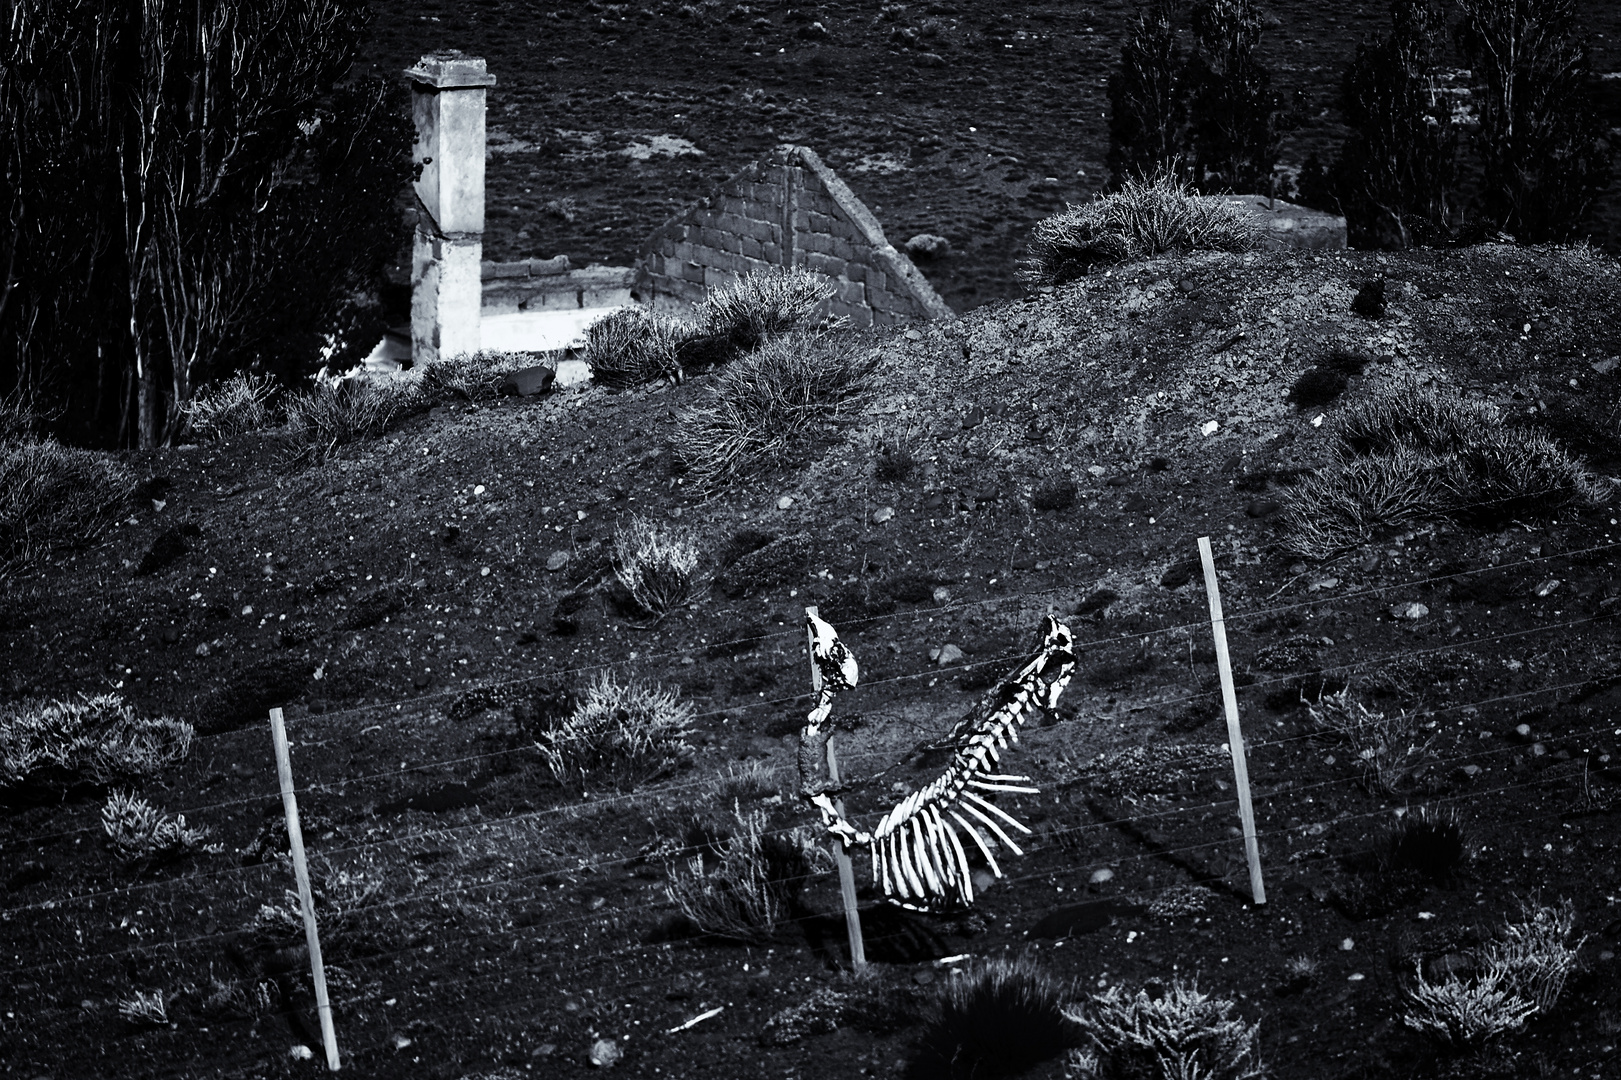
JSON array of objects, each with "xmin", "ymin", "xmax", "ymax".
[{"xmin": 799, "ymin": 613, "xmax": 1078, "ymax": 911}]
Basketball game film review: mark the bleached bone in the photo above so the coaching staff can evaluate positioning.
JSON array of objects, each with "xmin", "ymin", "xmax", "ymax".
[{"xmin": 795, "ymin": 612, "xmax": 1078, "ymax": 911}]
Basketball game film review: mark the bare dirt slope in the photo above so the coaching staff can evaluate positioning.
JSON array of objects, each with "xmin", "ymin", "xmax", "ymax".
[
  {"xmin": 356, "ymin": 0, "xmax": 1621, "ymax": 313},
  {"xmin": 4, "ymin": 243, "xmax": 1621, "ymax": 1079}
]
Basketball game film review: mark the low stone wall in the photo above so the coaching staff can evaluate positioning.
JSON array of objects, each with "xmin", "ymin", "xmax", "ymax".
[
  {"xmin": 633, "ymin": 144, "xmax": 953, "ymax": 327},
  {"xmin": 1211, "ymin": 195, "xmax": 1348, "ymax": 251},
  {"xmin": 480, "ymin": 257, "xmax": 636, "ymax": 314}
]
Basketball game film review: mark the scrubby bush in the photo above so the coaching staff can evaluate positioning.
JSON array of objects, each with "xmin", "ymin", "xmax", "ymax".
[
  {"xmin": 1147, "ymin": 884, "xmax": 1213, "ymax": 918},
  {"xmin": 533, "ymin": 673, "xmax": 695, "ymax": 789},
  {"xmin": 101, "ymin": 790, "xmax": 211, "ymax": 859},
  {"xmin": 1382, "ymin": 805, "xmax": 1467, "ymax": 881},
  {"xmin": 583, "ymin": 307, "xmax": 686, "ymax": 389},
  {"xmin": 1107, "ymin": 1, "xmax": 1190, "ymax": 189},
  {"xmin": 1404, "ymin": 966, "xmax": 1536, "ymax": 1046},
  {"xmin": 1306, "ymin": 687, "xmax": 1435, "ymax": 794},
  {"xmin": 1403, "ymin": 898, "xmax": 1585, "ymax": 1047},
  {"xmin": 675, "ymin": 331, "xmax": 878, "ymax": 491},
  {"xmin": 417, "ymin": 350, "xmax": 532, "ymax": 402},
  {"xmin": 1485, "ymin": 898, "xmax": 1585, "ymax": 1013},
  {"xmin": 1065, "ymin": 979, "xmax": 1264, "ymax": 1080},
  {"xmin": 713, "ymin": 760, "xmax": 782, "ymax": 803},
  {"xmin": 283, "ymin": 374, "xmax": 423, "ymax": 459},
  {"xmin": 911, "ymin": 955, "xmax": 1082, "ymax": 1079},
  {"xmin": 117, "ymin": 989, "xmax": 171, "ymax": 1028},
  {"xmin": 0, "ymin": 439, "xmax": 133, "ymax": 574},
  {"xmin": 664, "ymin": 805, "xmax": 818, "ymax": 942},
  {"xmin": 1279, "ymin": 387, "xmax": 1608, "ymax": 557},
  {"xmin": 179, "ymin": 372, "xmax": 277, "ymax": 442},
  {"xmin": 613, "ymin": 515, "xmax": 702, "ymax": 614},
  {"xmin": 1023, "ymin": 169, "xmax": 1261, "ymax": 286},
  {"xmin": 698, "ymin": 266, "xmax": 834, "ymax": 353},
  {"xmin": 0, "ymin": 694, "xmax": 194, "ymax": 797}
]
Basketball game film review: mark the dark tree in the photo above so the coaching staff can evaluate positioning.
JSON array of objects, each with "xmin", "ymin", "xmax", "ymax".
[
  {"xmin": 1453, "ymin": 0, "xmax": 1612, "ymax": 243},
  {"xmin": 1, "ymin": 0, "xmax": 408, "ymax": 448},
  {"xmin": 1106, "ymin": 1, "xmax": 1191, "ymax": 189},
  {"xmin": 1185, "ymin": 0, "xmax": 1291, "ymax": 195}
]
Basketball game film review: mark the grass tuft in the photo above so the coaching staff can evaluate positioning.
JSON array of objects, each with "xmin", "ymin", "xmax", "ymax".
[
  {"xmin": 1023, "ymin": 168, "xmax": 1262, "ymax": 286},
  {"xmin": 1065, "ymin": 979, "xmax": 1264, "ymax": 1080},
  {"xmin": 283, "ymin": 375, "xmax": 422, "ymax": 459},
  {"xmin": 613, "ymin": 515, "xmax": 702, "ymax": 614},
  {"xmin": 533, "ymin": 672, "xmax": 695, "ymax": 789},
  {"xmin": 0, "ymin": 439, "xmax": 133, "ymax": 575},
  {"xmin": 675, "ymin": 331, "xmax": 878, "ymax": 491},
  {"xmin": 1280, "ymin": 387, "xmax": 1609, "ymax": 558},
  {"xmin": 117, "ymin": 989, "xmax": 170, "ymax": 1027},
  {"xmin": 0, "ymin": 694, "xmax": 194, "ymax": 798},
  {"xmin": 1382, "ymin": 805, "xmax": 1467, "ymax": 882},
  {"xmin": 180, "ymin": 372, "xmax": 276, "ymax": 442},
  {"xmin": 911, "ymin": 954, "xmax": 1082, "ymax": 1078},
  {"xmin": 583, "ymin": 307, "xmax": 686, "ymax": 389},
  {"xmin": 1306, "ymin": 687, "xmax": 1434, "ymax": 795},
  {"xmin": 698, "ymin": 266, "xmax": 835, "ymax": 353},
  {"xmin": 418, "ymin": 350, "xmax": 533, "ymax": 402},
  {"xmin": 101, "ymin": 790, "xmax": 211, "ymax": 860},
  {"xmin": 1403, "ymin": 966, "xmax": 1535, "ymax": 1046},
  {"xmin": 663, "ymin": 804, "xmax": 817, "ymax": 942}
]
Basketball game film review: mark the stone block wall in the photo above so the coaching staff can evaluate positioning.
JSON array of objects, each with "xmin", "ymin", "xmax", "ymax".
[
  {"xmin": 634, "ymin": 145, "xmax": 953, "ymax": 327},
  {"xmin": 479, "ymin": 258, "xmax": 635, "ymax": 314}
]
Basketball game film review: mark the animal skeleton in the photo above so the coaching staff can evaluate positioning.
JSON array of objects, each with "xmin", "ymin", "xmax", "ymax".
[{"xmin": 798, "ymin": 610, "xmax": 1078, "ymax": 910}]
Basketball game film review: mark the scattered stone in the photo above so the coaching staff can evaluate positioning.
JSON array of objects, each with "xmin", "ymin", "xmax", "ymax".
[
  {"xmin": 194, "ymin": 642, "xmax": 212, "ymax": 657},
  {"xmin": 499, "ymin": 365, "xmax": 556, "ymax": 397},
  {"xmin": 937, "ymin": 644, "xmax": 964, "ymax": 666},
  {"xmin": 915, "ymin": 51, "xmax": 947, "ymax": 67},
  {"xmin": 904, "ymin": 328, "xmax": 923, "ymax": 341},
  {"xmin": 1160, "ymin": 558, "xmax": 1199, "ymax": 589},
  {"xmin": 290, "ymin": 1045, "xmax": 313, "ymax": 1061},
  {"xmin": 1200, "ymin": 420, "xmax": 1219, "ymax": 436},
  {"xmin": 1390, "ymin": 601, "xmax": 1428, "ymax": 620},
  {"xmin": 546, "ymin": 551, "xmax": 571, "ymax": 572},
  {"xmin": 962, "ymin": 406, "xmax": 984, "ymax": 429},
  {"xmin": 1309, "ymin": 577, "xmax": 1340, "ymax": 591},
  {"xmin": 1531, "ymin": 742, "xmax": 1548, "ymax": 758},
  {"xmin": 390, "ymin": 1033, "xmax": 412, "ymax": 1050},
  {"xmin": 589, "ymin": 1038, "xmax": 621, "ymax": 1068},
  {"xmin": 1513, "ymin": 723, "xmax": 1534, "ymax": 742},
  {"xmin": 1592, "ymin": 357, "xmax": 1619, "ymax": 375},
  {"xmin": 1460, "ymin": 764, "xmax": 1482, "ymax": 778},
  {"xmin": 1178, "ymin": 278, "xmax": 1197, "ymax": 292},
  {"xmin": 871, "ymin": 506, "xmax": 895, "ymax": 525},
  {"xmin": 905, "ymin": 234, "xmax": 951, "ymax": 259},
  {"xmin": 1088, "ymin": 868, "xmax": 1114, "ymax": 887},
  {"xmin": 971, "ymin": 869, "xmax": 996, "ymax": 894},
  {"xmin": 777, "ymin": 495, "xmax": 795, "ymax": 510},
  {"xmin": 913, "ymin": 969, "xmax": 935, "ymax": 985},
  {"xmin": 798, "ymin": 20, "xmax": 831, "ymax": 39},
  {"xmin": 1534, "ymin": 578, "xmax": 1560, "ymax": 597},
  {"xmin": 931, "ymin": 586, "xmax": 951, "ymax": 604},
  {"xmin": 1340, "ymin": 937, "xmax": 1355, "ymax": 951}
]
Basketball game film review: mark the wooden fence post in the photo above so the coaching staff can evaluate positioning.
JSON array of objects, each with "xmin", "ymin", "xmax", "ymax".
[
  {"xmin": 269, "ymin": 707, "xmax": 342, "ymax": 1069},
  {"xmin": 805, "ymin": 607, "xmax": 867, "ymax": 969},
  {"xmin": 1196, "ymin": 539, "xmax": 1267, "ymax": 905}
]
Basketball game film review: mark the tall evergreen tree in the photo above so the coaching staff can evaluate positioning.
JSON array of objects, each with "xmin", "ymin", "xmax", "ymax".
[
  {"xmin": 1106, "ymin": 1, "xmax": 1191, "ymax": 189},
  {"xmin": 1185, "ymin": 0, "xmax": 1288, "ymax": 195}
]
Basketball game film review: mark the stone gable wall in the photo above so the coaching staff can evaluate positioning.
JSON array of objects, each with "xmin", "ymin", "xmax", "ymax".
[{"xmin": 633, "ymin": 145, "xmax": 953, "ymax": 327}]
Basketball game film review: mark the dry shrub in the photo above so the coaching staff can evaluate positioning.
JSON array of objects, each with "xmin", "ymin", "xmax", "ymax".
[
  {"xmin": 1023, "ymin": 168, "xmax": 1261, "ymax": 286},
  {"xmin": 284, "ymin": 375, "xmax": 423, "ymax": 459},
  {"xmin": 0, "ymin": 439, "xmax": 133, "ymax": 574},
  {"xmin": 1276, "ymin": 447, "xmax": 1452, "ymax": 559},
  {"xmin": 698, "ymin": 266, "xmax": 834, "ymax": 352},
  {"xmin": 1306, "ymin": 687, "xmax": 1434, "ymax": 795},
  {"xmin": 533, "ymin": 672, "xmax": 695, "ymax": 789},
  {"xmin": 663, "ymin": 805, "xmax": 815, "ymax": 942},
  {"xmin": 418, "ymin": 350, "xmax": 532, "ymax": 402},
  {"xmin": 180, "ymin": 372, "xmax": 276, "ymax": 441},
  {"xmin": 912, "ymin": 955, "xmax": 1082, "ymax": 1078},
  {"xmin": 1402, "ymin": 898, "xmax": 1585, "ymax": 1048},
  {"xmin": 117, "ymin": 990, "xmax": 170, "ymax": 1027},
  {"xmin": 675, "ymin": 331, "xmax": 877, "ymax": 491},
  {"xmin": 101, "ymin": 790, "xmax": 211, "ymax": 859},
  {"xmin": 583, "ymin": 306, "xmax": 685, "ymax": 388},
  {"xmin": 0, "ymin": 694, "xmax": 193, "ymax": 797},
  {"xmin": 613, "ymin": 515, "xmax": 701, "ymax": 614},
  {"xmin": 1065, "ymin": 979, "xmax": 1264, "ymax": 1080}
]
